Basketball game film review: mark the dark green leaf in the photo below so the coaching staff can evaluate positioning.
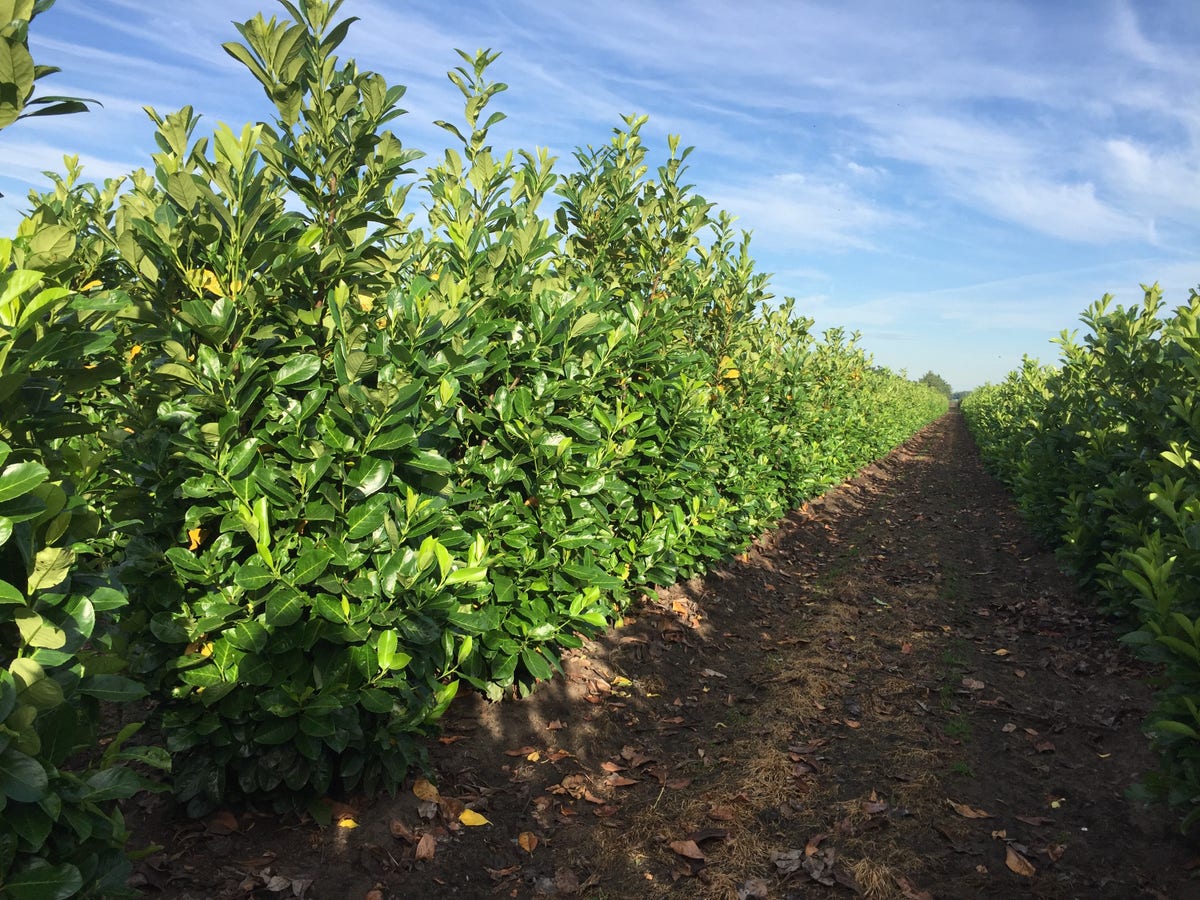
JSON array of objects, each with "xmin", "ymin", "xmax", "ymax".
[
  {"xmin": 265, "ymin": 584, "xmax": 305, "ymax": 627},
  {"xmin": 345, "ymin": 496, "xmax": 388, "ymax": 540},
  {"xmin": 292, "ymin": 547, "xmax": 334, "ymax": 585},
  {"xmin": 0, "ymin": 748, "xmax": 48, "ymax": 802},
  {"xmin": 78, "ymin": 674, "xmax": 147, "ymax": 702},
  {"xmin": 2, "ymin": 861, "xmax": 82, "ymax": 900}
]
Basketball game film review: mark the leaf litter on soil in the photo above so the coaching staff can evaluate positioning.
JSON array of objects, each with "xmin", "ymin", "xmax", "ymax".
[{"xmin": 128, "ymin": 413, "xmax": 1199, "ymax": 899}]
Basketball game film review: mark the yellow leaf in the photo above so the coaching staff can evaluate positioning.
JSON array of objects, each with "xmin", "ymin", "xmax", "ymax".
[
  {"xmin": 80, "ymin": 279, "xmax": 102, "ymax": 291},
  {"xmin": 413, "ymin": 777, "xmax": 440, "ymax": 802},
  {"xmin": 459, "ymin": 809, "xmax": 490, "ymax": 826},
  {"xmin": 200, "ymin": 642, "xmax": 213, "ymax": 658},
  {"xmin": 723, "ymin": 368, "xmax": 740, "ymax": 380},
  {"xmin": 201, "ymin": 270, "xmax": 223, "ymax": 296},
  {"xmin": 338, "ymin": 817, "xmax": 358, "ymax": 829},
  {"xmin": 127, "ymin": 344, "xmax": 142, "ymax": 363},
  {"xmin": 187, "ymin": 526, "xmax": 206, "ymax": 551}
]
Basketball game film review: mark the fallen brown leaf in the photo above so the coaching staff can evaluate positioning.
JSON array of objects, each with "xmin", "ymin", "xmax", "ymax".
[
  {"xmin": 389, "ymin": 818, "xmax": 416, "ymax": 843},
  {"xmin": 415, "ymin": 833, "xmax": 436, "ymax": 861},
  {"xmin": 519, "ymin": 831, "xmax": 538, "ymax": 853},
  {"xmin": 438, "ymin": 796, "xmax": 465, "ymax": 821},
  {"xmin": 669, "ymin": 839, "xmax": 705, "ymax": 860},
  {"xmin": 947, "ymin": 799, "xmax": 993, "ymax": 819},
  {"xmin": 1005, "ymin": 845, "xmax": 1036, "ymax": 877},
  {"xmin": 206, "ymin": 810, "xmax": 239, "ymax": 835},
  {"xmin": 687, "ymin": 827, "xmax": 728, "ymax": 846},
  {"xmin": 962, "ymin": 677, "xmax": 986, "ymax": 691},
  {"xmin": 862, "ymin": 791, "xmax": 889, "ymax": 815}
]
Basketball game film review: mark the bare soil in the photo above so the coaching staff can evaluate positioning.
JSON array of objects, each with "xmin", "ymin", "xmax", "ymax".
[{"xmin": 129, "ymin": 411, "xmax": 1200, "ymax": 899}]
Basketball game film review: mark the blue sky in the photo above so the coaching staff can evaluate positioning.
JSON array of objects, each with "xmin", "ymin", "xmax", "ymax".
[{"xmin": 3, "ymin": 0, "xmax": 1198, "ymax": 391}]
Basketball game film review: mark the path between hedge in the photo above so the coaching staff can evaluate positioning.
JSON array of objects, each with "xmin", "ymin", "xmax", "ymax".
[{"xmin": 135, "ymin": 411, "xmax": 1198, "ymax": 899}]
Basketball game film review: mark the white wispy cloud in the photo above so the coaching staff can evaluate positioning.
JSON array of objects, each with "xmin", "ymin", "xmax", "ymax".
[
  {"xmin": 710, "ymin": 171, "xmax": 901, "ymax": 251},
  {"xmin": 5, "ymin": 0, "xmax": 1198, "ymax": 391}
]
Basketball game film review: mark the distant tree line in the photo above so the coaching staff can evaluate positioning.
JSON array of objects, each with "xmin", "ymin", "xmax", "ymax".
[{"xmin": 918, "ymin": 371, "xmax": 952, "ymax": 398}]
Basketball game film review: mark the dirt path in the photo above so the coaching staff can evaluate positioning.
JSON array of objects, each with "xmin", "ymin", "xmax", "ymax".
[{"xmin": 135, "ymin": 412, "xmax": 1199, "ymax": 899}]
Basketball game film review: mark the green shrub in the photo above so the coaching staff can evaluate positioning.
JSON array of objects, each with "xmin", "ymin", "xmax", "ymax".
[
  {"xmin": 5, "ymin": 0, "xmax": 945, "ymax": 823},
  {"xmin": 963, "ymin": 285, "xmax": 1200, "ymax": 829},
  {"xmin": 1, "ymin": 5, "xmax": 165, "ymax": 895}
]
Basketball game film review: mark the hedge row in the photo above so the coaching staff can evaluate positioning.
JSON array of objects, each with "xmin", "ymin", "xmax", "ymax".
[
  {"xmin": 962, "ymin": 284, "xmax": 1200, "ymax": 829},
  {"xmin": 1, "ymin": 1, "xmax": 945, "ymax": 893}
]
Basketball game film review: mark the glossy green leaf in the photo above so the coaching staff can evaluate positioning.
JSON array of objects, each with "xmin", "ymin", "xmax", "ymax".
[
  {"xmin": 1, "ymin": 861, "xmax": 83, "ymax": 900},
  {"xmin": 265, "ymin": 584, "xmax": 305, "ymax": 627},
  {"xmin": 274, "ymin": 354, "xmax": 321, "ymax": 387},
  {"xmin": 0, "ymin": 460, "xmax": 48, "ymax": 503},
  {"xmin": 345, "ymin": 496, "xmax": 388, "ymax": 540},
  {"xmin": 0, "ymin": 747, "xmax": 48, "ymax": 802},
  {"xmin": 292, "ymin": 547, "xmax": 334, "ymax": 585}
]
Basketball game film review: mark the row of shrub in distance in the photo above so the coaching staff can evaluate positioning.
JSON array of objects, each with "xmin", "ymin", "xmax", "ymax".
[
  {"xmin": 1, "ymin": 1, "xmax": 946, "ymax": 892},
  {"xmin": 962, "ymin": 284, "xmax": 1200, "ymax": 829}
]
